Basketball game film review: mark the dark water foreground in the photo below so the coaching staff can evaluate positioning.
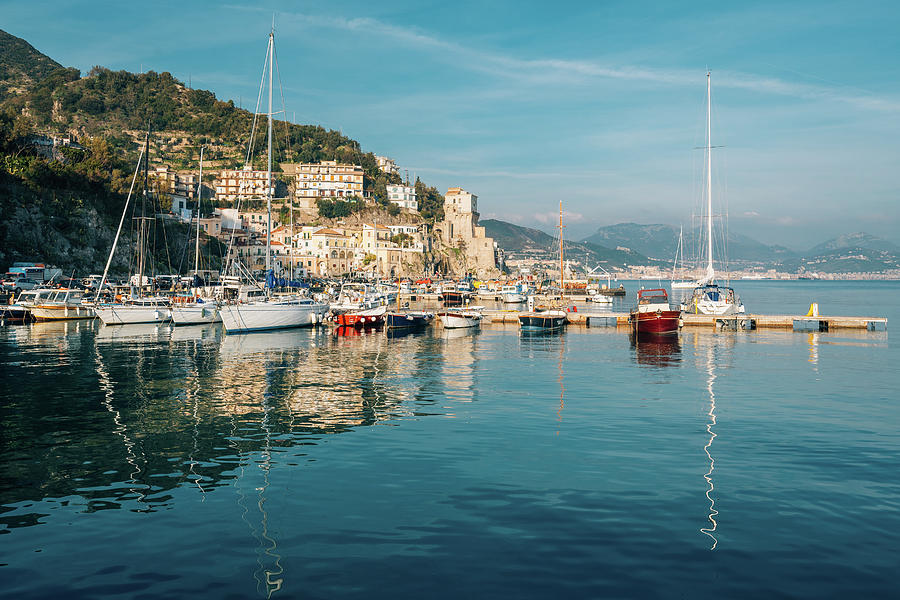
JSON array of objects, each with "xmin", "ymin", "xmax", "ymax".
[{"xmin": 1, "ymin": 282, "xmax": 898, "ymax": 599}]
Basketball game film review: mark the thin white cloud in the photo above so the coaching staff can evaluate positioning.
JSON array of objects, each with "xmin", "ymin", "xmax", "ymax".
[
  {"xmin": 229, "ymin": 6, "xmax": 900, "ymax": 113},
  {"xmin": 534, "ymin": 210, "xmax": 585, "ymax": 225}
]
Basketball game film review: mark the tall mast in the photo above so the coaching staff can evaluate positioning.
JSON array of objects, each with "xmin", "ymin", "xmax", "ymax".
[
  {"xmin": 137, "ymin": 124, "xmax": 150, "ymax": 294},
  {"xmin": 194, "ymin": 146, "xmax": 204, "ymax": 274},
  {"xmin": 265, "ymin": 29, "xmax": 274, "ymax": 281},
  {"xmin": 559, "ymin": 199, "xmax": 564, "ymax": 297},
  {"xmin": 705, "ymin": 71, "xmax": 714, "ymax": 282}
]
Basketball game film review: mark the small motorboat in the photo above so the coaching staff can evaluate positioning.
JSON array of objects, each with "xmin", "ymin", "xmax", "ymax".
[
  {"xmin": 386, "ymin": 311, "xmax": 434, "ymax": 330},
  {"xmin": 518, "ymin": 309, "xmax": 567, "ymax": 331},
  {"xmin": 437, "ymin": 307, "xmax": 483, "ymax": 329},
  {"xmin": 500, "ymin": 284, "xmax": 527, "ymax": 304},
  {"xmin": 589, "ymin": 293, "xmax": 613, "ymax": 304},
  {"xmin": 333, "ymin": 305, "xmax": 386, "ymax": 328},
  {"xmin": 629, "ymin": 288, "xmax": 680, "ymax": 335}
]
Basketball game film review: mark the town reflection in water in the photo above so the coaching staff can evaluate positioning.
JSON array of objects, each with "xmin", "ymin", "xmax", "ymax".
[{"xmin": 0, "ymin": 321, "xmax": 465, "ymax": 598}]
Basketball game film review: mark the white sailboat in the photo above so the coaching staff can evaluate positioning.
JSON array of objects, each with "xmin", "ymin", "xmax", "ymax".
[
  {"xmin": 670, "ymin": 226, "xmax": 697, "ymax": 290},
  {"xmin": 94, "ymin": 129, "xmax": 173, "ymax": 325},
  {"xmin": 172, "ymin": 147, "xmax": 222, "ymax": 325},
  {"xmin": 682, "ymin": 72, "xmax": 745, "ymax": 316},
  {"xmin": 219, "ymin": 28, "xmax": 329, "ymax": 334}
]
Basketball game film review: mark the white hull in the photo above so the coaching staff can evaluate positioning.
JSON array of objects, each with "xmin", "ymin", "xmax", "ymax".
[
  {"xmin": 95, "ymin": 305, "xmax": 172, "ymax": 325},
  {"xmin": 671, "ymin": 281, "xmax": 697, "ymax": 290},
  {"xmin": 502, "ymin": 293, "xmax": 526, "ymax": 304},
  {"xmin": 171, "ymin": 304, "xmax": 221, "ymax": 325},
  {"xmin": 219, "ymin": 301, "xmax": 329, "ymax": 333},
  {"xmin": 589, "ymin": 294, "xmax": 613, "ymax": 304},
  {"xmin": 31, "ymin": 304, "xmax": 95, "ymax": 321},
  {"xmin": 692, "ymin": 299, "xmax": 744, "ymax": 315},
  {"xmin": 438, "ymin": 312, "xmax": 483, "ymax": 329}
]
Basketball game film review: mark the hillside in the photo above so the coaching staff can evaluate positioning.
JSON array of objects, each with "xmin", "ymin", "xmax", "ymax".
[
  {"xmin": 0, "ymin": 30, "xmax": 445, "ymax": 215},
  {"xmin": 780, "ymin": 247, "xmax": 900, "ymax": 274},
  {"xmin": 0, "ymin": 29, "xmax": 62, "ymax": 101},
  {"xmin": 0, "ymin": 30, "xmax": 444, "ymax": 274},
  {"xmin": 808, "ymin": 232, "xmax": 899, "ymax": 255}
]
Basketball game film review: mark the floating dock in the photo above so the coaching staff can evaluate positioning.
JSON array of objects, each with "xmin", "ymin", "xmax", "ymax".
[{"xmin": 481, "ymin": 310, "xmax": 887, "ymax": 332}]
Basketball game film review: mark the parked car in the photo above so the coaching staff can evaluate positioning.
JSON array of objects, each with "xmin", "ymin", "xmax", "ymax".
[{"xmin": 1, "ymin": 273, "xmax": 41, "ymax": 294}]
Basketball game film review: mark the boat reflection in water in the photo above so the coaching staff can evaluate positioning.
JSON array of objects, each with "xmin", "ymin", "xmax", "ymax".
[
  {"xmin": 629, "ymin": 332, "xmax": 682, "ymax": 368},
  {"xmin": 333, "ymin": 324, "xmax": 382, "ymax": 337},
  {"xmin": 700, "ymin": 344, "xmax": 719, "ymax": 550}
]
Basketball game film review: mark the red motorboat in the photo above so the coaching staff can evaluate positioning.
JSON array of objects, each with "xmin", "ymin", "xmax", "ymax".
[
  {"xmin": 629, "ymin": 289, "xmax": 681, "ymax": 335},
  {"xmin": 332, "ymin": 305, "xmax": 386, "ymax": 328}
]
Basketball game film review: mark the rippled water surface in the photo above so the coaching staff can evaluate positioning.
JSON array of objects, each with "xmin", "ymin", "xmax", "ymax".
[{"xmin": 1, "ymin": 281, "xmax": 898, "ymax": 598}]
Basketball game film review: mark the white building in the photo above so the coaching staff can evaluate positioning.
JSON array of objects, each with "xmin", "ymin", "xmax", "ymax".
[
  {"xmin": 294, "ymin": 161, "xmax": 364, "ymax": 208},
  {"xmin": 214, "ymin": 166, "xmax": 274, "ymax": 201},
  {"xmin": 386, "ymin": 184, "xmax": 417, "ymax": 211},
  {"xmin": 375, "ymin": 156, "xmax": 399, "ymax": 176}
]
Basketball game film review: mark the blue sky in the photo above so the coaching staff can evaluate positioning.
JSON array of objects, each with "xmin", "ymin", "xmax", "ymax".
[{"xmin": 3, "ymin": 0, "xmax": 899, "ymax": 249}]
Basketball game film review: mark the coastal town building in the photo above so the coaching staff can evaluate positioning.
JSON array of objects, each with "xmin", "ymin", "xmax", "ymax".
[
  {"xmin": 238, "ymin": 211, "xmax": 279, "ymax": 235},
  {"xmin": 375, "ymin": 156, "xmax": 399, "ymax": 176},
  {"xmin": 214, "ymin": 166, "xmax": 274, "ymax": 201},
  {"xmin": 386, "ymin": 184, "xmax": 417, "ymax": 211},
  {"xmin": 293, "ymin": 161, "xmax": 365, "ymax": 209},
  {"xmin": 436, "ymin": 187, "xmax": 497, "ymax": 276},
  {"xmin": 151, "ymin": 166, "xmax": 199, "ymax": 199}
]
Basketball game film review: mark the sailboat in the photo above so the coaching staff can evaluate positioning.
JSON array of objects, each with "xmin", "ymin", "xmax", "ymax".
[
  {"xmin": 518, "ymin": 201, "xmax": 567, "ymax": 331},
  {"xmin": 218, "ymin": 28, "xmax": 329, "ymax": 334},
  {"xmin": 94, "ymin": 128, "xmax": 173, "ymax": 325},
  {"xmin": 172, "ymin": 147, "xmax": 222, "ymax": 325},
  {"xmin": 681, "ymin": 72, "xmax": 745, "ymax": 316},
  {"xmin": 670, "ymin": 226, "xmax": 697, "ymax": 290}
]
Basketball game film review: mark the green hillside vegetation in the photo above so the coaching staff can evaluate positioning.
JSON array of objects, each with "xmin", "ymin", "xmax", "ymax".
[
  {"xmin": 0, "ymin": 29, "xmax": 62, "ymax": 101},
  {"xmin": 1, "ymin": 62, "xmax": 409, "ymax": 203},
  {"xmin": 0, "ymin": 109, "xmax": 224, "ymax": 275},
  {"xmin": 0, "ymin": 29, "xmax": 456, "ymax": 274}
]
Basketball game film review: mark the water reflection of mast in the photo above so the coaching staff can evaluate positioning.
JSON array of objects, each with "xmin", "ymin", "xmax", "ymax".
[
  {"xmin": 93, "ymin": 345, "xmax": 148, "ymax": 506},
  {"xmin": 700, "ymin": 345, "xmax": 718, "ymax": 550},
  {"xmin": 255, "ymin": 393, "xmax": 283, "ymax": 598},
  {"xmin": 186, "ymin": 369, "xmax": 207, "ymax": 496},
  {"xmin": 557, "ymin": 333, "xmax": 565, "ymax": 432}
]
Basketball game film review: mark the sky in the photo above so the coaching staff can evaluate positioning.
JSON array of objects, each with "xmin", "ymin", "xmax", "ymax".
[{"xmin": 3, "ymin": 0, "xmax": 899, "ymax": 249}]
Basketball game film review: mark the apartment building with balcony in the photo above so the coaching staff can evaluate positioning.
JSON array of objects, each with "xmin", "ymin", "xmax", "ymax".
[
  {"xmin": 214, "ymin": 166, "xmax": 275, "ymax": 201},
  {"xmin": 294, "ymin": 161, "xmax": 365, "ymax": 209}
]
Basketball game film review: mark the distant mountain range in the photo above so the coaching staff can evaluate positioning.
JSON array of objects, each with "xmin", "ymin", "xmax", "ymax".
[
  {"xmin": 484, "ymin": 218, "xmax": 900, "ymax": 273},
  {"xmin": 808, "ymin": 232, "xmax": 900, "ymax": 255},
  {"xmin": 580, "ymin": 222, "xmax": 796, "ymax": 264},
  {"xmin": 480, "ymin": 219, "xmax": 658, "ymax": 269}
]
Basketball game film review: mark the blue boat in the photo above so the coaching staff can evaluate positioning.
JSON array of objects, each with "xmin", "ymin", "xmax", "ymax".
[
  {"xmin": 518, "ymin": 310, "xmax": 567, "ymax": 331},
  {"xmin": 386, "ymin": 311, "xmax": 434, "ymax": 330}
]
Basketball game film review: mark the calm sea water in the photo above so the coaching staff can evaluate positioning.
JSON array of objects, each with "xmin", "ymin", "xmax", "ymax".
[{"xmin": 1, "ymin": 281, "xmax": 897, "ymax": 598}]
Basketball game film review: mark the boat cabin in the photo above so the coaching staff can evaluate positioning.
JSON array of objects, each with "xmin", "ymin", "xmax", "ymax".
[{"xmin": 636, "ymin": 289, "xmax": 671, "ymax": 313}]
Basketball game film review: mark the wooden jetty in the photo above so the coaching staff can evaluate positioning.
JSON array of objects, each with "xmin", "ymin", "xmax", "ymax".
[{"xmin": 481, "ymin": 310, "xmax": 887, "ymax": 332}]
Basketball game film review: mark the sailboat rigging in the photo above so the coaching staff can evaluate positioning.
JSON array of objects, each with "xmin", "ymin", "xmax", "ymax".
[
  {"xmin": 681, "ymin": 72, "xmax": 745, "ymax": 315},
  {"xmin": 670, "ymin": 225, "xmax": 696, "ymax": 290},
  {"xmin": 172, "ymin": 146, "xmax": 223, "ymax": 325},
  {"xmin": 218, "ymin": 27, "xmax": 329, "ymax": 334},
  {"xmin": 518, "ymin": 200, "xmax": 567, "ymax": 331},
  {"xmin": 94, "ymin": 126, "xmax": 174, "ymax": 325}
]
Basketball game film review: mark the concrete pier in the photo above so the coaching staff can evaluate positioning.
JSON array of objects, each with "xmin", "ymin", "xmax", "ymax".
[{"xmin": 480, "ymin": 310, "xmax": 887, "ymax": 331}]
